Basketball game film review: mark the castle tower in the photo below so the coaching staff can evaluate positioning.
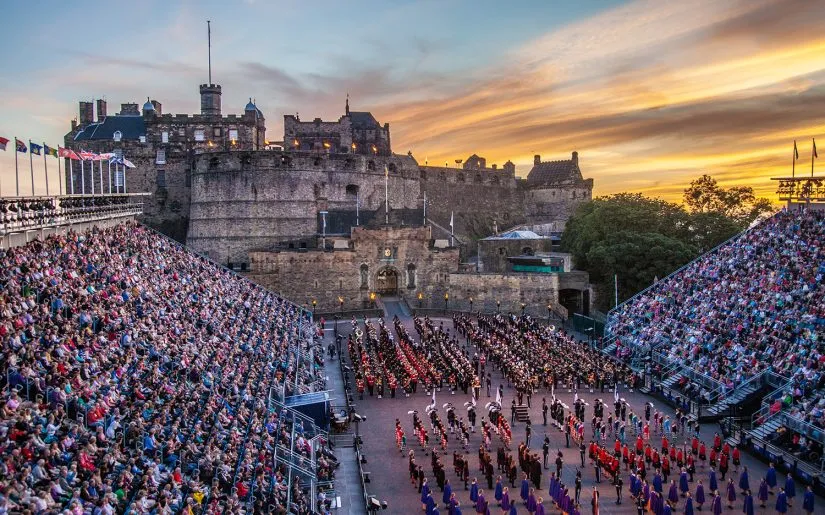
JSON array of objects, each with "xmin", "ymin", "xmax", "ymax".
[{"xmin": 200, "ymin": 83, "xmax": 222, "ymax": 116}]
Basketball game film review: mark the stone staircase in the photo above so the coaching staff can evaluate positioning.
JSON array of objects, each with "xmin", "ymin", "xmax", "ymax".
[{"xmin": 514, "ymin": 404, "xmax": 531, "ymax": 424}]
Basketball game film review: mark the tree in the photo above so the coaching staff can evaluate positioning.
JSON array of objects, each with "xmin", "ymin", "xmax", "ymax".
[{"xmin": 683, "ymin": 174, "xmax": 772, "ymax": 224}]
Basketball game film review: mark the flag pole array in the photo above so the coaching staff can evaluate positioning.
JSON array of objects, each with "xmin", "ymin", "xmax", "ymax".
[{"xmin": 0, "ymin": 136, "xmax": 135, "ymax": 198}]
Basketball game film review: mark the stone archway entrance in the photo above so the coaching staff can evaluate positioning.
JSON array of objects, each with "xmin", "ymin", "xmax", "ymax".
[{"xmin": 376, "ymin": 267, "xmax": 399, "ymax": 295}]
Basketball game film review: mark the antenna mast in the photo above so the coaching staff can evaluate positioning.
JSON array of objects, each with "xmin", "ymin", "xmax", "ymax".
[{"xmin": 206, "ymin": 20, "xmax": 212, "ymax": 84}]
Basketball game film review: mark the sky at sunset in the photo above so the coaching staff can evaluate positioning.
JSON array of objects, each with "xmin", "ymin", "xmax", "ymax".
[{"xmin": 1, "ymin": 0, "xmax": 824, "ymax": 201}]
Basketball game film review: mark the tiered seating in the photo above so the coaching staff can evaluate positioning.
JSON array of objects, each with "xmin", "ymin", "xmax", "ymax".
[
  {"xmin": 608, "ymin": 209, "xmax": 824, "ymax": 400},
  {"xmin": 0, "ymin": 222, "xmax": 325, "ymax": 513}
]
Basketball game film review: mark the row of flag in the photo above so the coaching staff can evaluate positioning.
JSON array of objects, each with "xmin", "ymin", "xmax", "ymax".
[{"xmin": 0, "ymin": 137, "xmax": 135, "ymax": 168}]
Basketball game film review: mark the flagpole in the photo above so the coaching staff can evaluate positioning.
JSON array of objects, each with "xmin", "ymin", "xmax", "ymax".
[
  {"xmin": 384, "ymin": 166, "xmax": 389, "ymax": 225},
  {"xmin": 792, "ymin": 141, "xmax": 796, "ymax": 178},
  {"xmin": 355, "ymin": 190, "xmax": 359, "ymax": 226},
  {"xmin": 108, "ymin": 160, "xmax": 112, "ymax": 194},
  {"xmin": 122, "ymin": 162, "xmax": 127, "ymax": 194},
  {"xmin": 423, "ymin": 191, "xmax": 427, "ymax": 226},
  {"xmin": 43, "ymin": 145, "xmax": 49, "ymax": 196},
  {"xmin": 99, "ymin": 160, "xmax": 103, "ymax": 194},
  {"xmin": 69, "ymin": 159, "xmax": 74, "ymax": 195},
  {"xmin": 813, "ymin": 138, "xmax": 817, "ymax": 177},
  {"xmin": 58, "ymin": 155, "xmax": 63, "ymax": 196},
  {"xmin": 28, "ymin": 140, "xmax": 35, "ymax": 196},
  {"xmin": 81, "ymin": 160, "xmax": 85, "ymax": 195},
  {"xmin": 15, "ymin": 137, "xmax": 20, "ymax": 197}
]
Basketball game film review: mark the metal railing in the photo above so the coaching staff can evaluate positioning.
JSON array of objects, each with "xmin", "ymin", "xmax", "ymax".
[{"xmin": 0, "ymin": 194, "xmax": 148, "ymax": 237}]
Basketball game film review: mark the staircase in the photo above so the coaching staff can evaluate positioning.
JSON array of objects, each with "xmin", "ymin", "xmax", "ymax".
[
  {"xmin": 705, "ymin": 381, "xmax": 760, "ymax": 417},
  {"xmin": 660, "ymin": 373, "xmax": 684, "ymax": 390},
  {"xmin": 747, "ymin": 415, "xmax": 783, "ymax": 442},
  {"xmin": 602, "ymin": 341, "xmax": 617, "ymax": 356},
  {"xmin": 514, "ymin": 404, "xmax": 530, "ymax": 424}
]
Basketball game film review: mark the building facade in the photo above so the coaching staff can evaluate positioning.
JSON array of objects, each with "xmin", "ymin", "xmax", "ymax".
[{"xmin": 63, "ymin": 83, "xmax": 266, "ymax": 240}]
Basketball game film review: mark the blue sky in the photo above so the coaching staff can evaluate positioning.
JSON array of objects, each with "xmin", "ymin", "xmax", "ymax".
[{"xmin": 2, "ymin": 0, "xmax": 825, "ymax": 200}]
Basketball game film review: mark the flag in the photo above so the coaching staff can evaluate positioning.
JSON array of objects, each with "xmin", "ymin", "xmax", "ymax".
[
  {"xmin": 99, "ymin": 152, "xmax": 115, "ymax": 160},
  {"xmin": 614, "ymin": 383, "xmax": 620, "ymax": 402},
  {"xmin": 471, "ymin": 393, "xmax": 477, "ymax": 407},
  {"xmin": 449, "ymin": 211, "xmax": 454, "ymax": 231},
  {"xmin": 495, "ymin": 387, "xmax": 501, "ymax": 406},
  {"xmin": 794, "ymin": 140, "xmax": 799, "ymax": 160},
  {"xmin": 122, "ymin": 158, "xmax": 136, "ymax": 168},
  {"xmin": 30, "ymin": 142, "xmax": 42, "ymax": 155},
  {"xmin": 384, "ymin": 165, "xmax": 389, "ymax": 178},
  {"xmin": 432, "ymin": 389, "xmax": 436, "ymax": 406},
  {"xmin": 44, "ymin": 144, "xmax": 58, "ymax": 158},
  {"xmin": 0, "ymin": 137, "xmax": 8, "ymax": 151},
  {"xmin": 15, "ymin": 138, "xmax": 27, "ymax": 153},
  {"xmin": 58, "ymin": 147, "xmax": 80, "ymax": 160},
  {"xmin": 814, "ymin": 138, "xmax": 818, "ymax": 159},
  {"xmin": 79, "ymin": 150, "xmax": 98, "ymax": 161}
]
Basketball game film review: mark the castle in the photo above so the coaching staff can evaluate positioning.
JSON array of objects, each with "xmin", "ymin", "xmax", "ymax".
[{"xmin": 64, "ymin": 82, "xmax": 594, "ymax": 315}]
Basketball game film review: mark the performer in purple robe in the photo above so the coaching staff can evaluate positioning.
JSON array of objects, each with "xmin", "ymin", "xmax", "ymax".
[
  {"xmin": 422, "ymin": 480, "xmax": 432, "ymax": 507},
  {"xmin": 684, "ymin": 492, "xmax": 695, "ymax": 515},
  {"xmin": 508, "ymin": 504, "xmax": 517, "ymax": 515},
  {"xmin": 476, "ymin": 491, "xmax": 487, "ymax": 514},
  {"xmin": 709, "ymin": 469, "xmax": 718, "ymax": 493},
  {"xmin": 535, "ymin": 497, "xmax": 546, "ymax": 515},
  {"xmin": 738, "ymin": 466, "xmax": 749, "ymax": 493},
  {"xmin": 775, "ymin": 488, "xmax": 788, "ymax": 514},
  {"xmin": 742, "ymin": 490, "xmax": 754, "ymax": 515},
  {"xmin": 501, "ymin": 487, "xmax": 511, "ymax": 511},
  {"xmin": 756, "ymin": 478, "xmax": 767, "ymax": 507},
  {"xmin": 784, "ymin": 474, "xmax": 795, "ymax": 506},
  {"xmin": 711, "ymin": 492, "xmax": 722, "ymax": 515},
  {"xmin": 495, "ymin": 478, "xmax": 503, "ymax": 503},
  {"xmin": 802, "ymin": 485, "xmax": 815, "ymax": 515},
  {"xmin": 520, "ymin": 475, "xmax": 530, "ymax": 504},
  {"xmin": 679, "ymin": 469, "xmax": 689, "ymax": 496},
  {"xmin": 668, "ymin": 480, "xmax": 679, "ymax": 507},
  {"xmin": 765, "ymin": 463, "xmax": 777, "ymax": 493},
  {"xmin": 653, "ymin": 472, "xmax": 663, "ymax": 494},
  {"xmin": 695, "ymin": 480, "xmax": 705, "ymax": 511},
  {"xmin": 726, "ymin": 478, "xmax": 736, "ymax": 508},
  {"xmin": 526, "ymin": 488, "xmax": 537, "ymax": 513},
  {"xmin": 470, "ymin": 479, "xmax": 479, "ymax": 503},
  {"xmin": 426, "ymin": 492, "xmax": 437, "ymax": 513},
  {"xmin": 444, "ymin": 480, "xmax": 453, "ymax": 506}
]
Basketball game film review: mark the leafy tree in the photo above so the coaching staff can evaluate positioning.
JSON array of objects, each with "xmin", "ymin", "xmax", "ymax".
[{"xmin": 683, "ymin": 174, "xmax": 772, "ymax": 224}]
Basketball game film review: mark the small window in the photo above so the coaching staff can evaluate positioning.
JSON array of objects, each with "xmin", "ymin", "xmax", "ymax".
[
  {"xmin": 139, "ymin": 135, "xmax": 147, "ymax": 143},
  {"xmin": 113, "ymin": 130, "xmax": 122, "ymax": 142},
  {"xmin": 229, "ymin": 129, "xmax": 238, "ymax": 142},
  {"xmin": 407, "ymin": 264, "xmax": 416, "ymax": 289},
  {"xmin": 179, "ymin": 129, "xmax": 185, "ymax": 137},
  {"xmin": 213, "ymin": 127, "xmax": 222, "ymax": 137},
  {"xmin": 499, "ymin": 247, "xmax": 505, "ymax": 255},
  {"xmin": 114, "ymin": 148, "xmax": 123, "ymax": 158},
  {"xmin": 156, "ymin": 170, "xmax": 166, "ymax": 188},
  {"xmin": 194, "ymin": 130, "xmax": 205, "ymax": 142},
  {"xmin": 156, "ymin": 149, "xmax": 166, "ymax": 164},
  {"xmin": 161, "ymin": 131, "xmax": 169, "ymax": 143}
]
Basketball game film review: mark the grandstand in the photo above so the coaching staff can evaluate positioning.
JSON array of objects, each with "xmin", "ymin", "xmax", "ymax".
[
  {"xmin": 606, "ymin": 208, "xmax": 825, "ymax": 477},
  {"xmin": 0, "ymin": 199, "xmax": 334, "ymax": 514}
]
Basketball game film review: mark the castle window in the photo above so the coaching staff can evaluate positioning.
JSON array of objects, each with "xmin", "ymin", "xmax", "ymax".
[
  {"xmin": 113, "ymin": 130, "xmax": 122, "ymax": 142},
  {"xmin": 360, "ymin": 264, "xmax": 369, "ymax": 289},
  {"xmin": 241, "ymin": 156, "xmax": 252, "ymax": 170},
  {"xmin": 155, "ymin": 149, "xmax": 166, "ymax": 165},
  {"xmin": 420, "ymin": 170, "xmax": 427, "ymax": 181},
  {"xmin": 407, "ymin": 264, "xmax": 416, "ymax": 289},
  {"xmin": 499, "ymin": 248, "xmax": 505, "ymax": 256},
  {"xmin": 156, "ymin": 170, "xmax": 166, "ymax": 188},
  {"xmin": 161, "ymin": 131, "xmax": 169, "ymax": 143},
  {"xmin": 229, "ymin": 129, "xmax": 238, "ymax": 142},
  {"xmin": 457, "ymin": 173, "xmax": 465, "ymax": 183},
  {"xmin": 367, "ymin": 160, "xmax": 375, "ymax": 171},
  {"xmin": 209, "ymin": 157, "xmax": 219, "ymax": 170},
  {"xmin": 475, "ymin": 174, "xmax": 482, "ymax": 183},
  {"xmin": 213, "ymin": 127, "xmax": 222, "ymax": 138},
  {"xmin": 194, "ymin": 130, "xmax": 205, "ymax": 142},
  {"xmin": 439, "ymin": 172, "xmax": 446, "ymax": 181},
  {"xmin": 179, "ymin": 129, "xmax": 185, "ymax": 137},
  {"xmin": 388, "ymin": 163, "xmax": 397, "ymax": 174},
  {"xmin": 139, "ymin": 135, "xmax": 146, "ymax": 144},
  {"xmin": 521, "ymin": 247, "xmax": 534, "ymax": 256},
  {"xmin": 491, "ymin": 176, "xmax": 500, "ymax": 185}
]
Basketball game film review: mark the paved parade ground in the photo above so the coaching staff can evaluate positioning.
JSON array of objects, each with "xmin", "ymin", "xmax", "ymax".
[{"xmin": 322, "ymin": 303, "xmax": 818, "ymax": 514}]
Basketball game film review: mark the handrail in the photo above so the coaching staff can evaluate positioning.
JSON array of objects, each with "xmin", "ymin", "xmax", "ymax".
[{"xmin": 605, "ymin": 211, "xmax": 778, "ymax": 334}]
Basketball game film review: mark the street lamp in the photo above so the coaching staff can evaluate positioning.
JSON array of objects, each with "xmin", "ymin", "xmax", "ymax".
[
  {"xmin": 417, "ymin": 292, "xmax": 423, "ymax": 308},
  {"xmin": 547, "ymin": 304, "xmax": 552, "ymax": 322},
  {"xmin": 338, "ymin": 296, "xmax": 344, "ymax": 316},
  {"xmin": 521, "ymin": 303, "xmax": 526, "ymax": 316},
  {"xmin": 369, "ymin": 292, "xmax": 376, "ymax": 306},
  {"xmin": 312, "ymin": 299, "xmax": 317, "ymax": 316},
  {"xmin": 469, "ymin": 297, "xmax": 473, "ymax": 313},
  {"xmin": 444, "ymin": 293, "xmax": 449, "ymax": 311},
  {"xmin": 496, "ymin": 300, "xmax": 500, "ymax": 313}
]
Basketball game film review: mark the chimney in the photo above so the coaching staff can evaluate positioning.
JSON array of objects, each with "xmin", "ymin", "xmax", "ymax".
[
  {"xmin": 79, "ymin": 101, "xmax": 94, "ymax": 125},
  {"xmin": 534, "ymin": 154, "xmax": 541, "ymax": 165},
  {"xmin": 572, "ymin": 151, "xmax": 578, "ymax": 165},
  {"xmin": 120, "ymin": 103, "xmax": 139, "ymax": 115},
  {"xmin": 151, "ymin": 100, "xmax": 162, "ymax": 116},
  {"xmin": 96, "ymin": 99, "xmax": 107, "ymax": 121},
  {"xmin": 492, "ymin": 164, "xmax": 497, "ymax": 170}
]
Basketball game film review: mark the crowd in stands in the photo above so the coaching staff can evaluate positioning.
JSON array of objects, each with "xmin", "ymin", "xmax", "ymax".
[
  {"xmin": 0, "ymin": 223, "xmax": 327, "ymax": 514},
  {"xmin": 608, "ymin": 209, "xmax": 825, "ymax": 392}
]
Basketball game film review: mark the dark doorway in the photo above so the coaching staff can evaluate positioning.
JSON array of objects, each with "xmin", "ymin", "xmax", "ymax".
[
  {"xmin": 559, "ymin": 288, "xmax": 589, "ymax": 317},
  {"xmin": 376, "ymin": 267, "xmax": 399, "ymax": 295}
]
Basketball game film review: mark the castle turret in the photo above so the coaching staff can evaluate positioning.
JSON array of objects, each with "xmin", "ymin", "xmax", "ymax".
[
  {"xmin": 199, "ymin": 83, "xmax": 222, "ymax": 116},
  {"xmin": 572, "ymin": 151, "xmax": 578, "ymax": 166},
  {"xmin": 96, "ymin": 99, "xmax": 107, "ymax": 122},
  {"xmin": 534, "ymin": 154, "xmax": 541, "ymax": 165},
  {"xmin": 79, "ymin": 101, "xmax": 94, "ymax": 126}
]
